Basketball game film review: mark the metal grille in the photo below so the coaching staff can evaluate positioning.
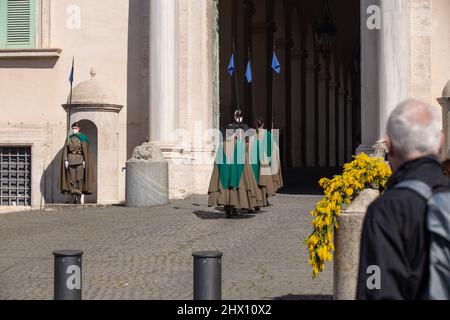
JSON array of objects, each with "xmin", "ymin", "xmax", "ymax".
[{"xmin": 0, "ymin": 146, "xmax": 31, "ymax": 206}]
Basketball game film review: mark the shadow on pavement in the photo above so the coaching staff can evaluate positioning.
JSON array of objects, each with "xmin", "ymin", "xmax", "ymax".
[{"xmin": 193, "ymin": 210, "xmax": 256, "ymax": 220}]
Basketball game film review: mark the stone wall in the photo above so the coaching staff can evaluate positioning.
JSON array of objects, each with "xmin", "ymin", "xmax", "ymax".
[{"xmin": 410, "ymin": 0, "xmax": 450, "ymax": 106}]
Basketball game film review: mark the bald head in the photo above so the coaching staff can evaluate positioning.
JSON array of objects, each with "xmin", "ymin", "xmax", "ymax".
[{"xmin": 386, "ymin": 99, "xmax": 442, "ymax": 168}]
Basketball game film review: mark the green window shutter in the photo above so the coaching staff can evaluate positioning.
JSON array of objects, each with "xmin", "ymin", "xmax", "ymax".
[
  {"xmin": 0, "ymin": 1, "xmax": 7, "ymax": 48},
  {"xmin": 0, "ymin": 0, "xmax": 36, "ymax": 49}
]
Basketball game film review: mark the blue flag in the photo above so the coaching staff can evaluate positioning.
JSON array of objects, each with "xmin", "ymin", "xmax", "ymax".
[
  {"xmin": 272, "ymin": 53, "xmax": 281, "ymax": 74},
  {"xmin": 245, "ymin": 60, "xmax": 252, "ymax": 83},
  {"xmin": 69, "ymin": 58, "xmax": 74, "ymax": 84},
  {"xmin": 227, "ymin": 54, "xmax": 235, "ymax": 77}
]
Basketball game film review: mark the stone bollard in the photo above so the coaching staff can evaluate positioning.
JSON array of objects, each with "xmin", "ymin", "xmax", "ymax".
[
  {"xmin": 125, "ymin": 142, "xmax": 169, "ymax": 207},
  {"xmin": 53, "ymin": 250, "xmax": 83, "ymax": 300},
  {"xmin": 192, "ymin": 251, "xmax": 223, "ymax": 300},
  {"xmin": 333, "ymin": 189, "xmax": 379, "ymax": 300}
]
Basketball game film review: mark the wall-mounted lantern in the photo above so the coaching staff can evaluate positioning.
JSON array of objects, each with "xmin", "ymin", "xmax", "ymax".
[{"xmin": 315, "ymin": 0, "xmax": 337, "ymax": 57}]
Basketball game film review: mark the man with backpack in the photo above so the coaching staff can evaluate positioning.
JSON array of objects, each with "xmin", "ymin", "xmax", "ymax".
[{"xmin": 357, "ymin": 99, "xmax": 450, "ymax": 300}]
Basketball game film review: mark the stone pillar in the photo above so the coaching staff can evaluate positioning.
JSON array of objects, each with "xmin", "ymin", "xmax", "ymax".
[
  {"xmin": 149, "ymin": 0, "xmax": 179, "ymax": 144},
  {"xmin": 147, "ymin": 0, "xmax": 217, "ymax": 200},
  {"xmin": 318, "ymin": 59, "xmax": 328, "ymax": 167},
  {"xmin": 357, "ymin": 0, "xmax": 380, "ymax": 155},
  {"xmin": 305, "ymin": 29, "xmax": 316, "ymax": 167},
  {"xmin": 329, "ymin": 58, "xmax": 338, "ymax": 167},
  {"xmin": 338, "ymin": 66, "xmax": 347, "ymax": 166},
  {"xmin": 378, "ymin": 0, "xmax": 410, "ymax": 139},
  {"xmin": 346, "ymin": 74, "xmax": 353, "ymax": 162},
  {"xmin": 334, "ymin": 188, "xmax": 380, "ymax": 300}
]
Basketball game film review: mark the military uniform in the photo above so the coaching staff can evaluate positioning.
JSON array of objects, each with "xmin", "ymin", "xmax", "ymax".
[
  {"xmin": 67, "ymin": 135, "xmax": 85, "ymax": 196},
  {"xmin": 59, "ymin": 132, "xmax": 95, "ymax": 204},
  {"xmin": 257, "ymin": 128, "xmax": 283, "ymax": 194},
  {"xmin": 208, "ymin": 121, "xmax": 266, "ymax": 217}
]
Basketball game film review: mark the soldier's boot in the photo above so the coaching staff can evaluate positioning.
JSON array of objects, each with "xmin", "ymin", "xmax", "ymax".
[
  {"xmin": 225, "ymin": 205, "xmax": 233, "ymax": 219},
  {"xmin": 75, "ymin": 194, "xmax": 82, "ymax": 205},
  {"xmin": 70, "ymin": 193, "xmax": 77, "ymax": 204},
  {"xmin": 65, "ymin": 193, "xmax": 71, "ymax": 204},
  {"xmin": 231, "ymin": 207, "xmax": 238, "ymax": 217}
]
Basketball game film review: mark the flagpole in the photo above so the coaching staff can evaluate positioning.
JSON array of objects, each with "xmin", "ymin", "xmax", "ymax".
[
  {"xmin": 67, "ymin": 57, "xmax": 74, "ymax": 140},
  {"xmin": 232, "ymin": 39, "xmax": 241, "ymax": 113},
  {"xmin": 271, "ymin": 45, "xmax": 276, "ymax": 130},
  {"xmin": 247, "ymin": 45, "xmax": 253, "ymax": 125},
  {"xmin": 68, "ymin": 83, "xmax": 73, "ymax": 138}
]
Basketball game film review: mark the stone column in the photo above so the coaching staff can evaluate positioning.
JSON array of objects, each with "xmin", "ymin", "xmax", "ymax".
[
  {"xmin": 329, "ymin": 58, "xmax": 338, "ymax": 167},
  {"xmin": 338, "ymin": 67, "xmax": 347, "ymax": 166},
  {"xmin": 305, "ymin": 40, "xmax": 316, "ymax": 167},
  {"xmin": 357, "ymin": 0, "xmax": 380, "ymax": 155},
  {"xmin": 346, "ymin": 74, "xmax": 353, "ymax": 162},
  {"xmin": 318, "ymin": 59, "xmax": 328, "ymax": 167},
  {"xmin": 378, "ymin": 0, "xmax": 410, "ymax": 138},
  {"xmin": 149, "ymin": 0, "xmax": 179, "ymax": 145},
  {"xmin": 148, "ymin": 0, "xmax": 216, "ymax": 200}
]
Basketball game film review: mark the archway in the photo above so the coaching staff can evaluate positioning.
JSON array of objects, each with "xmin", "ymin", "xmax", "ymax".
[
  {"xmin": 78, "ymin": 119, "xmax": 98, "ymax": 204},
  {"xmin": 218, "ymin": 0, "xmax": 361, "ymax": 192}
]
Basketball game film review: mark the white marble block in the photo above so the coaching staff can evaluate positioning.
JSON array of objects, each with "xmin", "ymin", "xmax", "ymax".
[{"xmin": 125, "ymin": 159, "xmax": 169, "ymax": 207}]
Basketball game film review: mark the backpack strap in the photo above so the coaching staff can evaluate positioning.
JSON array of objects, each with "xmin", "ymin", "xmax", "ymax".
[{"xmin": 394, "ymin": 180, "xmax": 433, "ymax": 201}]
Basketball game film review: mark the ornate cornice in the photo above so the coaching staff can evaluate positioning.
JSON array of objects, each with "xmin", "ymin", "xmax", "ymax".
[{"xmin": 62, "ymin": 104, "xmax": 124, "ymax": 114}]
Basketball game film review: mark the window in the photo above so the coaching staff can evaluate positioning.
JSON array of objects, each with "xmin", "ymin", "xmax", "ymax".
[
  {"xmin": 0, "ymin": 146, "xmax": 32, "ymax": 206},
  {"xmin": 0, "ymin": 0, "xmax": 36, "ymax": 49}
]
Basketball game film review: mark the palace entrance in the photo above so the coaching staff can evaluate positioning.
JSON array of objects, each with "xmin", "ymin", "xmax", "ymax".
[{"xmin": 218, "ymin": 0, "xmax": 361, "ymax": 192}]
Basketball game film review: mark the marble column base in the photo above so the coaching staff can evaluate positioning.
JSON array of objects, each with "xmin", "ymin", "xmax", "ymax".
[
  {"xmin": 125, "ymin": 160, "xmax": 169, "ymax": 207},
  {"xmin": 356, "ymin": 144, "xmax": 375, "ymax": 156}
]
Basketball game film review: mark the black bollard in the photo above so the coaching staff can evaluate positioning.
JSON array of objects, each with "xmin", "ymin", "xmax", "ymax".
[
  {"xmin": 192, "ymin": 251, "xmax": 223, "ymax": 300},
  {"xmin": 53, "ymin": 250, "xmax": 83, "ymax": 300}
]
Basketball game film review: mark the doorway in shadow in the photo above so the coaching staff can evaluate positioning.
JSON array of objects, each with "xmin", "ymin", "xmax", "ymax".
[{"xmin": 78, "ymin": 120, "xmax": 98, "ymax": 204}]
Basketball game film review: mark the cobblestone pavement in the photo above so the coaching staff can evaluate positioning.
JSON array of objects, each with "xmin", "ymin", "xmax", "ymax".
[{"xmin": 0, "ymin": 194, "xmax": 332, "ymax": 300}]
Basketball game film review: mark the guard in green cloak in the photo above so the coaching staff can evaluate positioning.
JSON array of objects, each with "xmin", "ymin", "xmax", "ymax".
[
  {"xmin": 59, "ymin": 122, "xmax": 95, "ymax": 204},
  {"xmin": 208, "ymin": 111, "xmax": 264, "ymax": 218},
  {"xmin": 254, "ymin": 116, "xmax": 278, "ymax": 204}
]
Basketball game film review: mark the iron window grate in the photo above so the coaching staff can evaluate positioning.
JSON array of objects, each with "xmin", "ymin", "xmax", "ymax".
[{"xmin": 0, "ymin": 146, "xmax": 32, "ymax": 206}]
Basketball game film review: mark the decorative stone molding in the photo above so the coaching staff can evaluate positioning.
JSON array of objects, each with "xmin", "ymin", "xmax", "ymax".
[
  {"xmin": 0, "ymin": 48, "xmax": 61, "ymax": 60},
  {"xmin": 130, "ymin": 142, "xmax": 164, "ymax": 162},
  {"xmin": 371, "ymin": 139, "xmax": 388, "ymax": 159},
  {"xmin": 36, "ymin": 0, "xmax": 52, "ymax": 48},
  {"xmin": 62, "ymin": 104, "xmax": 123, "ymax": 114}
]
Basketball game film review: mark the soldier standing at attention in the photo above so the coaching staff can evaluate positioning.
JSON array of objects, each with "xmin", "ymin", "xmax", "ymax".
[{"xmin": 59, "ymin": 122, "xmax": 95, "ymax": 204}]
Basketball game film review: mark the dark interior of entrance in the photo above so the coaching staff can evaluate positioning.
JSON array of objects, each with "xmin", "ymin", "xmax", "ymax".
[
  {"xmin": 79, "ymin": 120, "xmax": 98, "ymax": 204},
  {"xmin": 219, "ymin": 0, "xmax": 361, "ymax": 193}
]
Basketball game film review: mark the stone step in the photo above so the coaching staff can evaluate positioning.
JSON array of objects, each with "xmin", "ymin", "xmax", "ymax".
[{"xmin": 44, "ymin": 204, "xmax": 120, "ymax": 211}]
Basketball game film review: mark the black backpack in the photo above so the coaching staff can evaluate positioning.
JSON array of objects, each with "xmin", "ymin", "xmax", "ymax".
[{"xmin": 395, "ymin": 180, "xmax": 450, "ymax": 300}]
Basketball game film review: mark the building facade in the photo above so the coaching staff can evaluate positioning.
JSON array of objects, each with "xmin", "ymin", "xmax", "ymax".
[{"xmin": 0, "ymin": 0, "xmax": 448, "ymax": 208}]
